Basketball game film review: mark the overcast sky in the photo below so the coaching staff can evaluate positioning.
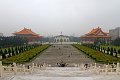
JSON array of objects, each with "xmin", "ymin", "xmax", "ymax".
[{"xmin": 0, "ymin": 0, "xmax": 120, "ymax": 37}]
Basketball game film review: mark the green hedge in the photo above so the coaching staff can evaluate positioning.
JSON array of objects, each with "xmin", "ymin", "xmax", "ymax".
[
  {"xmin": 2, "ymin": 44, "xmax": 50, "ymax": 64},
  {"xmin": 73, "ymin": 44, "xmax": 120, "ymax": 63},
  {"xmin": 101, "ymin": 45, "xmax": 120, "ymax": 51}
]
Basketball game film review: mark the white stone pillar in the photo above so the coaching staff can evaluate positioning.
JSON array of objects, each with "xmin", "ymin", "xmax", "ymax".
[
  {"xmin": 35, "ymin": 64, "xmax": 38, "ymax": 68},
  {"xmin": 23, "ymin": 65, "xmax": 25, "ymax": 74},
  {"xmin": 105, "ymin": 65, "xmax": 108, "ymax": 75},
  {"xmin": 98, "ymin": 66, "xmax": 101, "ymax": 74},
  {"xmin": 32, "ymin": 63, "xmax": 35, "ymax": 71},
  {"xmin": 90, "ymin": 64, "xmax": 93, "ymax": 69},
  {"xmin": 113, "ymin": 62, "xmax": 114, "ymax": 65},
  {"xmin": 94, "ymin": 63, "xmax": 96, "ymax": 69},
  {"xmin": 32, "ymin": 63, "xmax": 35, "ymax": 68},
  {"xmin": 48, "ymin": 64, "xmax": 51, "ymax": 67},
  {"xmin": 13, "ymin": 63, "xmax": 17, "ymax": 75},
  {"xmin": 0, "ymin": 61, "xmax": 3, "ymax": 77},
  {"xmin": 74, "ymin": 64, "xmax": 77, "ymax": 67},
  {"xmin": 42, "ymin": 63, "xmax": 46, "ymax": 70},
  {"xmin": 38, "ymin": 65, "xmax": 41, "ymax": 69},
  {"xmin": 28, "ymin": 65, "xmax": 30, "ymax": 73},
  {"xmin": 81, "ymin": 63, "xmax": 84, "ymax": 70},
  {"xmin": 116, "ymin": 63, "xmax": 119, "ymax": 74}
]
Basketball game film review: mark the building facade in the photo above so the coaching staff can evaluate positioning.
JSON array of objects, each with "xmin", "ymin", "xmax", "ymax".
[
  {"xmin": 109, "ymin": 27, "xmax": 120, "ymax": 40},
  {"xmin": 0, "ymin": 33, "xmax": 3, "ymax": 37},
  {"xmin": 54, "ymin": 35, "xmax": 70, "ymax": 44},
  {"xmin": 80, "ymin": 27, "xmax": 111, "ymax": 44},
  {"xmin": 13, "ymin": 28, "xmax": 42, "ymax": 44}
]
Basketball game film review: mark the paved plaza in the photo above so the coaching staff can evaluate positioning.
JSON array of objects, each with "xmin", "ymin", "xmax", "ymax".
[{"xmin": 25, "ymin": 44, "xmax": 94, "ymax": 67}]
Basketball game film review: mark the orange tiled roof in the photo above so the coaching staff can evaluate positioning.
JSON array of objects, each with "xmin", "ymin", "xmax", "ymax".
[
  {"xmin": 86, "ymin": 27, "xmax": 108, "ymax": 36},
  {"xmin": 14, "ymin": 28, "xmax": 39, "ymax": 36},
  {"xmin": 87, "ymin": 28, "xmax": 99, "ymax": 35},
  {"xmin": 80, "ymin": 27, "xmax": 110, "ymax": 38}
]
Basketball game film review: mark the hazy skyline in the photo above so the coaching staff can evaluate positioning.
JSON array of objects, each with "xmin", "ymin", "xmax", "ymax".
[{"xmin": 0, "ymin": 0, "xmax": 120, "ymax": 37}]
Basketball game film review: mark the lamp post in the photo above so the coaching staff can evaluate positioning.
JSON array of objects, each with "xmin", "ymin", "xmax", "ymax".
[
  {"xmin": 0, "ymin": 53, "xmax": 2, "ymax": 77},
  {"xmin": 60, "ymin": 32, "xmax": 63, "ymax": 45},
  {"xmin": 0, "ymin": 55, "xmax": 2, "ymax": 60}
]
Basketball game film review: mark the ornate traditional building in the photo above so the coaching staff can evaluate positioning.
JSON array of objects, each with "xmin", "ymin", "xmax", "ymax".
[
  {"xmin": 13, "ymin": 28, "xmax": 42, "ymax": 43},
  {"xmin": 54, "ymin": 35, "xmax": 70, "ymax": 43},
  {"xmin": 80, "ymin": 27, "xmax": 111, "ymax": 44}
]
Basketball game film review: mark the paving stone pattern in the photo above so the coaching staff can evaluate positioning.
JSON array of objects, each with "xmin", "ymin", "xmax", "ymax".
[{"xmin": 25, "ymin": 44, "xmax": 94, "ymax": 67}]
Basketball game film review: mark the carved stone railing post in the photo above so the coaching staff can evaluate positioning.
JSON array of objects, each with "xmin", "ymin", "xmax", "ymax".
[
  {"xmin": 23, "ymin": 65, "xmax": 25, "ymax": 74},
  {"xmin": 29, "ymin": 66, "xmax": 32, "ymax": 74},
  {"xmin": 32, "ymin": 63, "xmax": 35, "ymax": 71},
  {"xmin": 94, "ymin": 63, "xmax": 96, "ymax": 69},
  {"xmin": 13, "ymin": 62, "xmax": 17, "ymax": 75},
  {"xmin": 81, "ymin": 63, "xmax": 84, "ymax": 70},
  {"xmin": 105, "ymin": 65, "xmax": 108, "ymax": 75},
  {"xmin": 43, "ymin": 63, "xmax": 46, "ymax": 70},
  {"xmin": 48, "ymin": 64, "xmax": 51, "ymax": 67},
  {"xmin": 116, "ymin": 63, "xmax": 119, "ymax": 74},
  {"xmin": 0, "ymin": 61, "xmax": 3, "ymax": 77},
  {"xmin": 98, "ymin": 66, "xmax": 101, "ymax": 74}
]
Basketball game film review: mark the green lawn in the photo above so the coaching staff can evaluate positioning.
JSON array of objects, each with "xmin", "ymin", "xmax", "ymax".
[
  {"xmin": 73, "ymin": 44, "xmax": 120, "ymax": 64},
  {"xmin": 2, "ymin": 44, "xmax": 50, "ymax": 64}
]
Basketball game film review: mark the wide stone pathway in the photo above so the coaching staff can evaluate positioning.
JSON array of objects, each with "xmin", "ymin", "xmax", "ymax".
[{"xmin": 25, "ymin": 44, "xmax": 94, "ymax": 67}]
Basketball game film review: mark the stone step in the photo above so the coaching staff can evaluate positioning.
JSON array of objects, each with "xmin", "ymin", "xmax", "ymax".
[
  {"xmin": 33, "ymin": 67, "xmax": 96, "ymax": 77},
  {"xmin": 11, "ymin": 76, "xmax": 95, "ymax": 80}
]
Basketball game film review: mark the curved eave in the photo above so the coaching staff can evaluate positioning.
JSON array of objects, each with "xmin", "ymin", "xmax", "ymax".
[
  {"xmin": 14, "ymin": 33, "xmax": 39, "ymax": 36},
  {"xmin": 80, "ymin": 36, "xmax": 111, "ymax": 38}
]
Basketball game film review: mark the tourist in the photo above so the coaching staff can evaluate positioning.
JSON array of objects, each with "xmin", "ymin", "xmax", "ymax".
[{"xmin": 84, "ymin": 64, "xmax": 88, "ymax": 68}]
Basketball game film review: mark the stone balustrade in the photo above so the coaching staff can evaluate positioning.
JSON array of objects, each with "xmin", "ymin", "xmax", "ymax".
[{"xmin": 0, "ymin": 61, "xmax": 120, "ymax": 77}]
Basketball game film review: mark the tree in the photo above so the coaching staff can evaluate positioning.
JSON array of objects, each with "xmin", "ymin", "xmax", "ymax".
[
  {"xmin": 2, "ymin": 49, "xmax": 6, "ymax": 58},
  {"xmin": 8, "ymin": 48, "xmax": 11, "ymax": 57},
  {"xmin": 0, "ymin": 50, "xmax": 5, "ymax": 59},
  {"xmin": 15, "ymin": 47, "xmax": 18, "ymax": 54},
  {"xmin": 21, "ymin": 46, "xmax": 24, "ymax": 53},
  {"xmin": 114, "ymin": 48, "xmax": 117, "ymax": 57},
  {"xmin": 107, "ymin": 47, "xmax": 110, "ymax": 55},
  {"xmin": 100, "ymin": 47, "xmax": 102, "ymax": 52},
  {"xmin": 12, "ymin": 48, "xmax": 15, "ymax": 56},
  {"xmin": 4, "ymin": 49, "xmax": 8, "ymax": 55},
  {"xmin": 103, "ymin": 47, "xmax": 105, "ymax": 53},
  {"xmin": 111, "ymin": 38, "xmax": 120, "ymax": 46},
  {"xmin": 0, "ymin": 50, "xmax": 2, "ymax": 56},
  {"xmin": 118, "ymin": 49, "xmax": 120, "ymax": 54},
  {"xmin": 110, "ymin": 48, "xmax": 113, "ymax": 55},
  {"xmin": 18, "ymin": 46, "xmax": 21, "ymax": 53},
  {"xmin": 0, "ymin": 36, "xmax": 28, "ymax": 48}
]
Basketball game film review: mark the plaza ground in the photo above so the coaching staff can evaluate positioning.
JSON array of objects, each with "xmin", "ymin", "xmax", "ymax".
[{"xmin": 25, "ymin": 44, "xmax": 95, "ymax": 67}]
